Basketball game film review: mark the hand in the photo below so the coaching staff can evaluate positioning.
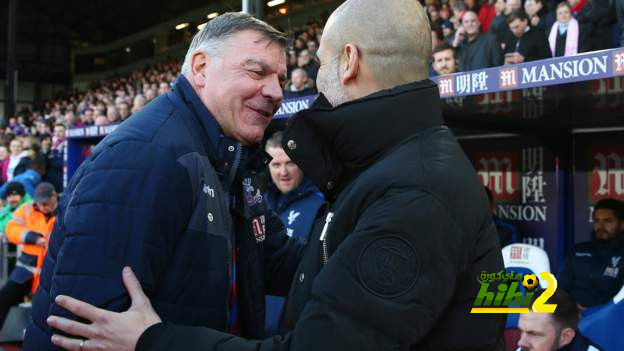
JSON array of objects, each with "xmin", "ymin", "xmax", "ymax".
[
  {"xmin": 453, "ymin": 26, "xmax": 466, "ymax": 47},
  {"xmin": 504, "ymin": 52, "xmax": 525, "ymax": 64},
  {"xmin": 531, "ymin": 16, "xmax": 540, "ymax": 27},
  {"xmin": 48, "ymin": 267, "xmax": 161, "ymax": 351}
]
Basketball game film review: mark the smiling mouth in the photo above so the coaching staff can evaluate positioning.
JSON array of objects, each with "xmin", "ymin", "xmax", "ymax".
[{"xmin": 249, "ymin": 106, "xmax": 273, "ymax": 118}]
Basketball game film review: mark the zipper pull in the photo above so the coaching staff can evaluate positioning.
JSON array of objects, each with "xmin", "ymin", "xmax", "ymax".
[{"xmin": 319, "ymin": 212, "xmax": 334, "ymax": 241}]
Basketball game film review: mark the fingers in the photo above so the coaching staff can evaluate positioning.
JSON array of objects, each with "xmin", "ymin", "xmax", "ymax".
[
  {"xmin": 122, "ymin": 266, "xmax": 149, "ymax": 309},
  {"xmin": 47, "ymin": 316, "xmax": 97, "ymax": 340},
  {"xmin": 51, "ymin": 334, "xmax": 91, "ymax": 351},
  {"xmin": 55, "ymin": 295, "xmax": 107, "ymax": 323}
]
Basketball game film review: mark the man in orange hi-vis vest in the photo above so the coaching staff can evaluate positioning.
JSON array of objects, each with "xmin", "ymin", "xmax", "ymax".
[{"xmin": 0, "ymin": 182, "xmax": 57, "ymax": 332}]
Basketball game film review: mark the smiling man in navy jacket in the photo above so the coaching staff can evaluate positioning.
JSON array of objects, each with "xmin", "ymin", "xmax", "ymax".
[{"xmin": 25, "ymin": 12, "xmax": 307, "ymax": 350}]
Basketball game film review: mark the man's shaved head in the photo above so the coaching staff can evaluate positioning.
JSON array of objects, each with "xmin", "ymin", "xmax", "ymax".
[{"xmin": 321, "ymin": 0, "xmax": 431, "ymax": 91}]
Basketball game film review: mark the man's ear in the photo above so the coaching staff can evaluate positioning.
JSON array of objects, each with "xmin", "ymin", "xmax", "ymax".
[
  {"xmin": 341, "ymin": 44, "xmax": 360, "ymax": 85},
  {"xmin": 558, "ymin": 327, "xmax": 576, "ymax": 348},
  {"xmin": 190, "ymin": 51, "xmax": 210, "ymax": 87}
]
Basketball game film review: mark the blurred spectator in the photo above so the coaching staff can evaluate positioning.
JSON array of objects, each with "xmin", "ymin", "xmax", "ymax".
[
  {"xmin": 2, "ymin": 138, "xmax": 28, "ymax": 183},
  {"xmin": 132, "ymin": 94, "xmax": 146, "ymax": 113},
  {"xmin": 440, "ymin": 3, "xmax": 453, "ymax": 21},
  {"xmin": 263, "ymin": 131, "xmax": 324, "ymax": 336},
  {"xmin": 517, "ymin": 289, "xmax": 604, "ymax": 351},
  {"xmin": 0, "ymin": 157, "xmax": 46, "ymax": 199},
  {"xmin": 306, "ymin": 40, "xmax": 318, "ymax": 56},
  {"xmin": 0, "ymin": 182, "xmax": 57, "ymax": 332},
  {"xmin": 7, "ymin": 117, "xmax": 28, "ymax": 137},
  {"xmin": 46, "ymin": 124, "xmax": 66, "ymax": 192},
  {"xmin": 574, "ymin": 0, "xmax": 615, "ymax": 51},
  {"xmin": 0, "ymin": 182, "xmax": 31, "ymax": 232},
  {"xmin": 297, "ymin": 49, "xmax": 319, "ymax": 80},
  {"xmin": 432, "ymin": 43, "xmax": 459, "ymax": 75},
  {"xmin": 465, "ymin": 0, "xmax": 480, "ymax": 13},
  {"xmin": 549, "ymin": 2, "xmax": 586, "ymax": 57},
  {"xmin": 0, "ymin": 146, "xmax": 8, "ymax": 179},
  {"xmin": 432, "ymin": 21, "xmax": 445, "ymax": 49},
  {"xmin": 506, "ymin": 0, "xmax": 523, "ymax": 15},
  {"xmin": 40, "ymin": 134, "xmax": 52, "ymax": 157},
  {"xmin": 118, "ymin": 102, "xmax": 131, "ymax": 120},
  {"xmin": 525, "ymin": 0, "xmax": 556, "ymax": 34},
  {"xmin": 284, "ymin": 69, "xmax": 316, "ymax": 98},
  {"xmin": 503, "ymin": 10, "xmax": 552, "ymax": 64},
  {"xmin": 451, "ymin": 1, "xmax": 469, "ymax": 30},
  {"xmin": 490, "ymin": 0, "xmax": 510, "ymax": 38},
  {"xmin": 479, "ymin": 0, "xmax": 498, "ymax": 32},
  {"xmin": 559, "ymin": 198, "xmax": 624, "ymax": 309},
  {"xmin": 453, "ymin": 11, "xmax": 503, "ymax": 71},
  {"xmin": 428, "ymin": 4, "xmax": 443, "ymax": 26},
  {"xmin": 442, "ymin": 20, "xmax": 456, "ymax": 42},
  {"xmin": 106, "ymin": 105, "xmax": 120, "ymax": 124},
  {"xmin": 158, "ymin": 82, "xmax": 170, "ymax": 96},
  {"xmin": 617, "ymin": 0, "xmax": 624, "ymax": 46},
  {"xmin": 94, "ymin": 113, "xmax": 109, "ymax": 126}
]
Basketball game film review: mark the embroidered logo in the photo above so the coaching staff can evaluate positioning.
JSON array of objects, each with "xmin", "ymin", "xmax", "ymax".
[{"xmin": 287, "ymin": 210, "xmax": 300, "ymax": 226}]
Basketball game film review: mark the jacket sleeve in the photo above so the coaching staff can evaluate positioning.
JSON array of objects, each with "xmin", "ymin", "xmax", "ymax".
[
  {"xmin": 44, "ymin": 140, "xmax": 193, "ymax": 325},
  {"xmin": 262, "ymin": 211, "xmax": 307, "ymax": 296},
  {"xmin": 137, "ymin": 190, "xmax": 469, "ymax": 351},
  {"xmin": 5, "ymin": 203, "xmax": 30, "ymax": 244}
]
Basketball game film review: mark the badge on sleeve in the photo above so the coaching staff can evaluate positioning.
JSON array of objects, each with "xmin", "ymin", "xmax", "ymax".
[
  {"xmin": 358, "ymin": 236, "xmax": 419, "ymax": 298},
  {"xmin": 251, "ymin": 215, "xmax": 266, "ymax": 243},
  {"xmin": 358, "ymin": 236, "xmax": 419, "ymax": 297}
]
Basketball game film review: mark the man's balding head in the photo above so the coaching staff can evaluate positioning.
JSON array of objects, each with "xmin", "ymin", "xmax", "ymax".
[{"xmin": 317, "ymin": 0, "xmax": 431, "ymax": 106}]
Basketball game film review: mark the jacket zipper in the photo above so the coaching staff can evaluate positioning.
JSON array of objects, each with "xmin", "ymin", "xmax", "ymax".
[
  {"xmin": 223, "ymin": 143, "xmax": 242, "ymax": 331},
  {"xmin": 320, "ymin": 212, "xmax": 334, "ymax": 265}
]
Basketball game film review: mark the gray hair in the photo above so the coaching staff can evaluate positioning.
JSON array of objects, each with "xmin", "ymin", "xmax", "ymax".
[{"xmin": 181, "ymin": 12, "xmax": 289, "ymax": 75}]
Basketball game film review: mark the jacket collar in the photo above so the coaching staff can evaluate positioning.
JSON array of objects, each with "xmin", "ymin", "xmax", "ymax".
[{"xmin": 282, "ymin": 79, "xmax": 444, "ymax": 200}]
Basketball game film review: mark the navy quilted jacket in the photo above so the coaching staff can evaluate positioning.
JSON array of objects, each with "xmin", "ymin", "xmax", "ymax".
[{"xmin": 23, "ymin": 76, "xmax": 304, "ymax": 350}]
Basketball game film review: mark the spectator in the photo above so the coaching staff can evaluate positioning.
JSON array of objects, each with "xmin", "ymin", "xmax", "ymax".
[
  {"xmin": 39, "ymin": 134, "xmax": 52, "ymax": 157},
  {"xmin": 94, "ymin": 113, "xmax": 109, "ymax": 126},
  {"xmin": 432, "ymin": 43, "xmax": 459, "ymax": 75},
  {"xmin": 574, "ymin": 0, "xmax": 615, "ymax": 51},
  {"xmin": 0, "ymin": 182, "xmax": 57, "ymax": 332},
  {"xmin": 106, "ymin": 105, "xmax": 120, "ymax": 124},
  {"xmin": 490, "ymin": 0, "xmax": 510, "ymax": 40},
  {"xmin": 432, "ymin": 22, "xmax": 445, "ymax": 51},
  {"xmin": 118, "ymin": 101, "xmax": 131, "ymax": 120},
  {"xmin": 284, "ymin": 68, "xmax": 316, "ymax": 98},
  {"xmin": 306, "ymin": 40, "xmax": 318, "ymax": 56},
  {"xmin": 479, "ymin": 0, "xmax": 498, "ymax": 32},
  {"xmin": 7, "ymin": 117, "xmax": 28, "ymax": 137},
  {"xmin": 158, "ymin": 82, "xmax": 170, "ymax": 96},
  {"xmin": 617, "ymin": 0, "xmax": 624, "ymax": 46},
  {"xmin": 297, "ymin": 49, "xmax": 320, "ymax": 80},
  {"xmin": 517, "ymin": 289, "xmax": 604, "ymax": 351},
  {"xmin": 549, "ymin": 2, "xmax": 585, "ymax": 57},
  {"xmin": 46, "ymin": 124, "xmax": 66, "ymax": 192},
  {"xmin": 0, "ymin": 145, "xmax": 8, "ymax": 183},
  {"xmin": 453, "ymin": 11, "xmax": 503, "ymax": 71},
  {"xmin": 503, "ymin": 10, "xmax": 552, "ymax": 64},
  {"xmin": 132, "ymin": 94, "xmax": 146, "ymax": 113},
  {"xmin": 559, "ymin": 198, "xmax": 624, "ymax": 309},
  {"xmin": 0, "ymin": 157, "xmax": 46, "ymax": 199},
  {"xmin": 525, "ymin": 0, "xmax": 556, "ymax": 34},
  {"xmin": 440, "ymin": 2, "xmax": 453, "ymax": 21},
  {"xmin": 2, "ymin": 138, "xmax": 28, "ymax": 183},
  {"xmin": 263, "ymin": 131, "xmax": 324, "ymax": 336},
  {"xmin": 428, "ymin": 4, "xmax": 443, "ymax": 25},
  {"xmin": 0, "ymin": 182, "xmax": 31, "ymax": 232}
]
